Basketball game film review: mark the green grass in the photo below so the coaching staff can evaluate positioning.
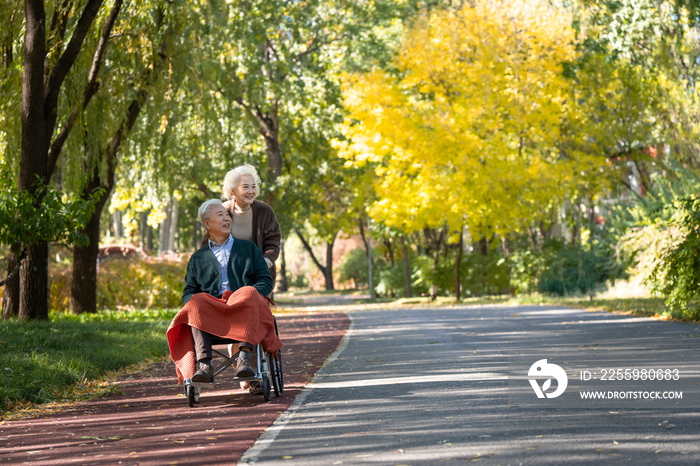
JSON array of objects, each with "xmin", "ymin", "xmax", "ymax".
[
  {"xmin": 509, "ymin": 294, "xmax": 670, "ymax": 318},
  {"xmin": 352, "ymin": 293, "xmax": 674, "ymax": 320},
  {"xmin": 0, "ymin": 309, "xmax": 178, "ymax": 414}
]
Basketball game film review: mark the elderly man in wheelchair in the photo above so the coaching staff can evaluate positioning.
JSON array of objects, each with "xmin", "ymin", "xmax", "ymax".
[{"xmin": 167, "ymin": 199, "xmax": 283, "ymax": 404}]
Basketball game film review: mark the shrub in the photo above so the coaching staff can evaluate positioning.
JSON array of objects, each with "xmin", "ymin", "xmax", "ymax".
[
  {"xmin": 460, "ymin": 252, "xmax": 511, "ymax": 297},
  {"xmin": 375, "ymin": 262, "xmax": 406, "ymax": 297},
  {"xmin": 648, "ymin": 197, "xmax": 700, "ymax": 318},
  {"xmin": 338, "ymin": 248, "xmax": 375, "ymax": 288},
  {"xmin": 536, "ymin": 241, "xmax": 613, "ymax": 297},
  {"xmin": 49, "ymin": 257, "xmax": 189, "ymax": 312}
]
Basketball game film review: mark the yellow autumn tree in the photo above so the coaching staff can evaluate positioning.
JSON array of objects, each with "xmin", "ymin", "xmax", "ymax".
[{"xmin": 336, "ymin": 0, "xmax": 603, "ymax": 242}]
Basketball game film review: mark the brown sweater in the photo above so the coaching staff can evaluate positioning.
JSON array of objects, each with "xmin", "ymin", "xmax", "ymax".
[{"xmin": 202, "ymin": 200, "xmax": 281, "ymax": 283}]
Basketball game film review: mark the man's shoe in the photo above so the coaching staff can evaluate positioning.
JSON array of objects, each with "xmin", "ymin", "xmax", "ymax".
[
  {"xmin": 235, "ymin": 355, "xmax": 254, "ymax": 378},
  {"xmin": 192, "ymin": 361, "xmax": 214, "ymax": 383}
]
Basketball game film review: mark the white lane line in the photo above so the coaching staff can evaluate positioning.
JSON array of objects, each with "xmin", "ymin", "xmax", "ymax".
[{"xmin": 238, "ymin": 313, "xmax": 355, "ymax": 464}]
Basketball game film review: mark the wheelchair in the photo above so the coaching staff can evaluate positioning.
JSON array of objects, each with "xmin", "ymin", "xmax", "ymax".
[{"xmin": 183, "ymin": 320, "xmax": 283, "ymax": 407}]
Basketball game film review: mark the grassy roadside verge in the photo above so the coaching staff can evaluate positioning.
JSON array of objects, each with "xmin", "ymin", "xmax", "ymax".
[
  {"xmin": 0, "ymin": 309, "xmax": 177, "ymax": 417},
  {"xmin": 515, "ymin": 296, "xmax": 672, "ymax": 319},
  {"xmin": 388, "ymin": 295, "xmax": 674, "ymax": 320},
  {"xmin": 282, "ymin": 292, "xmax": 674, "ymax": 321}
]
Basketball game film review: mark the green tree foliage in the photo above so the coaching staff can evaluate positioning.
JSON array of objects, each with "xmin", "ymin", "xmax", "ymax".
[
  {"xmin": 646, "ymin": 196, "xmax": 700, "ymax": 317},
  {"xmin": 0, "ymin": 170, "xmax": 102, "ymax": 255}
]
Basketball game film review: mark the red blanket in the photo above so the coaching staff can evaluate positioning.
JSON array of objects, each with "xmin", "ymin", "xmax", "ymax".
[{"xmin": 166, "ymin": 286, "xmax": 283, "ymax": 384}]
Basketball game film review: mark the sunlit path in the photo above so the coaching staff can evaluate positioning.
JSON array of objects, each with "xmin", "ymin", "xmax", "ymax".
[{"xmin": 241, "ymin": 305, "xmax": 700, "ymax": 465}]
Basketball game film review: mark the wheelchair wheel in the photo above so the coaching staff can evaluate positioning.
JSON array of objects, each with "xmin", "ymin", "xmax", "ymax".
[
  {"xmin": 262, "ymin": 376, "xmax": 271, "ymax": 401},
  {"xmin": 268, "ymin": 353, "xmax": 280, "ymax": 397},
  {"xmin": 187, "ymin": 385, "xmax": 196, "ymax": 407}
]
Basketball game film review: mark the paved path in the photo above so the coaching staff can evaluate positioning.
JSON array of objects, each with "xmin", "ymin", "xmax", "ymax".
[
  {"xmin": 241, "ymin": 304, "xmax": 700, "ymax": 465},
  {"xmin": 0, "ymin": 312, "xmax": 350, "ymax": 466}
]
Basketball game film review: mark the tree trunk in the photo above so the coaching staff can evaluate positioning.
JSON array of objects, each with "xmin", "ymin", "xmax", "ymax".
[
  {"xmin": 19, "ymin": 0, "xmax": 49, "ymax": 320},
  {"xmin": 1, "ymin": 243, "xmax": 22, "ymax": 320},
  {"xmin": 431, "ymin": 248, "xmax": 439, "ymax": 300},
  {"xmin": 249, "ymin": 103, "xmax": 281, "ymax": 205},
  {"xmin": 324, "ymin": 238, "xmax": 335, "ymax": 291},
  {"xmin": 18, "ymin": 243, "xmax": 49, "ymax": 319},
  {"xmin": 191, "ymin": 199, "xmax": 200, "ymax": 251},
  {"xmin": 294, "ymin": 227, "xmax": 337, "ymax": 291},
  {"xmin": 384, "ymin": 239, "xmax": 395, "ymax": 266},
  {"xmin": 455, "ymin": 229, "xmax": 464, "ymax": 300},
  {"xmin": 192, "ymin": 214, "xmax": 200, "ymax": 251},
  {"xmin": 168, "ymin": 195, "xmax": 179, "ymax": 252},
  {"xmin": 278, "ymin": 238, "xmax": 288, "ymax": 292},
  {"xmin": 71, "ymin": 197, "xmax": 104, "ymax": 314},
  {"xmin": 140, "ymin": 211, "xmax": 149, "ymax": 250},
  {"xmin": 501, "ymin": 235, "xmax": 510, "ymax": 258},
  {"xmin": 477, "ymin": 236, "xmax": 488, "ymax": 256},
  {"xmin": 263, "ymin": 124, "xmax": 282, "ymax": 182},
  {"xmin": 426, "ymin": 227, "xmax": 446, "ymax": 300},
  {"xmin": 587, "ymin": 197, "xmax": 596, "ymax": 242},
  {"xmin": 113, "ymin": 209, "xmax": 123, "ymax": 239},
  {"xmin": 147, "ymin": 221, "xmax": 154, "ymax": 252},
  {"xmin": 357, "ymin": 217, "xmax": 374, "ymax": 271},
  {"xmin": 400, "ymin": 235, "xmax": 412, "ymax": 298},
  {"xmin": 158, "ymin": 198, "xmax": 172, "ymax": 255}
]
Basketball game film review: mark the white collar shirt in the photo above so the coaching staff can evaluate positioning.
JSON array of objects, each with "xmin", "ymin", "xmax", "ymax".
[{"xmin": 208, "ymin": 234, "xmax": 234, "ymax": 296}]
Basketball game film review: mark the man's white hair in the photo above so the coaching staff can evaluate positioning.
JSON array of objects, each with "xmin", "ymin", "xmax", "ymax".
[
  {"xmin": 198, "ymin": 199, "xmax": 224, "ymax": 223},
  {"xmin": 222, "ymin": 164, "xmax": 261, "ymax": 201}
]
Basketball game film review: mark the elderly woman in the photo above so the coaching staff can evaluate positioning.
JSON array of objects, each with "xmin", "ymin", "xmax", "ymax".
[
  {"xmin": 201, "ymin": 164, "xmax": 281, "ymax": 394},
  {"xmin": 202, "ymin": 164, "xmax": 281, "ymax": 285}
]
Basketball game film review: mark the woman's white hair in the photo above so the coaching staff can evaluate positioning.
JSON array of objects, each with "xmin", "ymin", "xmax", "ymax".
[
  {"xmin": 198, "ymin": 199, "xmax": 223, "ymax": 223},
  {"xmin": 222, "ymin": 164, "xmax": 261, "ymax": 201}
]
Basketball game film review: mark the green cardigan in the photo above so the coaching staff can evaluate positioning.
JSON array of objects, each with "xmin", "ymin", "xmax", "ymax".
[{"xmin": 182, "ymin": 238, "xmax": 273, "ymax": 304}]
